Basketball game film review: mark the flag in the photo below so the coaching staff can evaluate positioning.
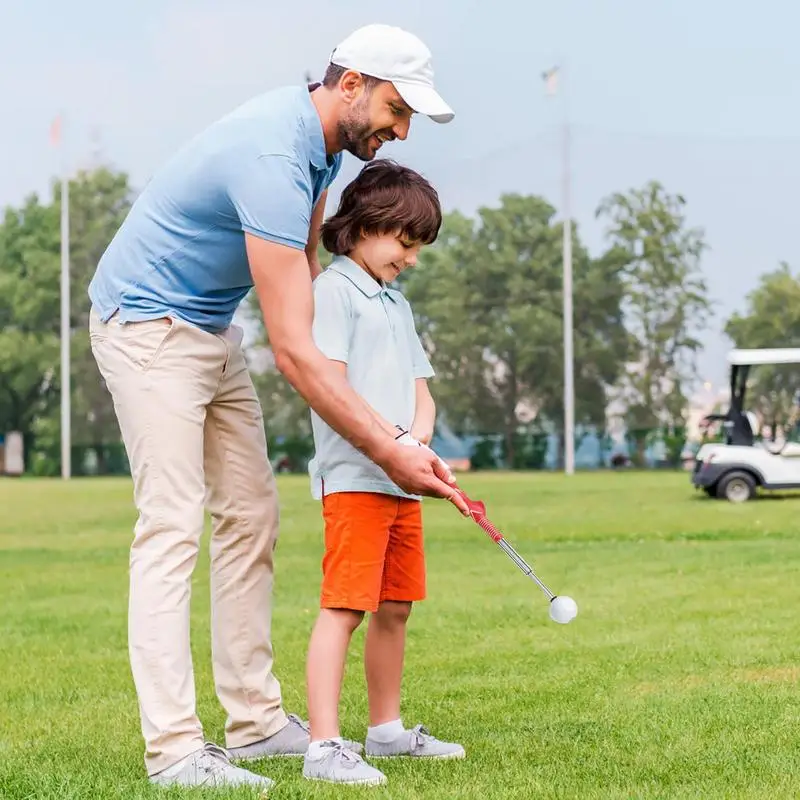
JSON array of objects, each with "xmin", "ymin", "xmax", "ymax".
[
  {"xmin": 50, "ymin": 114, "xmax": 61, "ymax": 147},
  {"xmin": 542, "ymin": 67, "xmax": 559, "ymax": 96}
]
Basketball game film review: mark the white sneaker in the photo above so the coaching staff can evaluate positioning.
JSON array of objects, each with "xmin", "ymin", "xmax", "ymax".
[
  {"xmin": 303, "ymin": 741, "xmax": 387, "ymax": 786},
  {"xmin": 366, "ymin": 724, "xmax": 465, "ymax": 759},
  {"xmin": 150, "ymin": 742, "xmax": 275, "ymax": 791}
]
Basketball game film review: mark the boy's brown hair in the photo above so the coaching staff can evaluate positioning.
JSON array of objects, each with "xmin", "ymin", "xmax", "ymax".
[{"xmin": 321, "ymin": 159, "xmax": 442, "ymax": 256}]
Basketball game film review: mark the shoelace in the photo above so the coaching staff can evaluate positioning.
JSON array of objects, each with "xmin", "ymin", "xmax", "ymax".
[
  {"xmin": 319, "ymin": 740, "xmax": 363, "ymax": 769},
  {"xmin": 291, "ymin": 714, "xmax": 362, "ymax": 751},
  {"xmin": 410, "ymin": 724, "xmax": 434, "ymax": 751},
  {"xmin": 197, "ymin": 742, "xmax": 234, "ymax": 781},
  {"xmin": 202, "ymin": 742, "xmax": 233, "ymax": 762}
]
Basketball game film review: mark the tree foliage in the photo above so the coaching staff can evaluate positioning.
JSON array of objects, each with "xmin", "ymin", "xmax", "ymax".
[
  {"xmin": 401, "ymin": 194, "xmax": 630, "ymax": 465},
  {"xmin": 596, "ymin": 181, "xmax": 712, "ymax": 461},
  {"xmin": 724, "ymin": 263, "xmax": 800, "ymax": 437},
  {"xmin": 0, "ymin": 168, "xmax": 134, "ymax": 470}
]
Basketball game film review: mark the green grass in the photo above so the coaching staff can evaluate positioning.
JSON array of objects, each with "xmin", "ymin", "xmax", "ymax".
[{"xmin": 1, "ymin": 472, "xmax": 799, "ymax": 799}]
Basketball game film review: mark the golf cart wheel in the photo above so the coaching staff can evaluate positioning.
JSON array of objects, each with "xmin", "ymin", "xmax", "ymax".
[
  {"xmin": 763, "ymin": 440, "xmax": 787, "ymax": 455},
  {"xmin": 717, "ymin": 471, "xmax": 756, "ymax": 503}
]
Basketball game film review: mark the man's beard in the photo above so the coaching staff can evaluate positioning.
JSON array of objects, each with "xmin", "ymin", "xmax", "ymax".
[
  {"xmin": 337, "ymin": 96, "xmax": 391, "ymax": 161},
  {"xmin": 338, "ymin": 114, "xmax": 376, "ymax": 161}
]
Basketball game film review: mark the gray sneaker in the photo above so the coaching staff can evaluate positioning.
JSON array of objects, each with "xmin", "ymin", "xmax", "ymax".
[
  {"xmin": 366, "ymin": 724, "xmax": 465, "ymax": 760},
  {"xmin": 303, "ymin": 741, "xmax": 387, "ymax": 786},
  {"xmin": 228, "ymin": 714, "xmax": 364, "ymax": 760},
  {"xmin": 149, "ymin": 742, "xmax": 274, "ymax": 791}
]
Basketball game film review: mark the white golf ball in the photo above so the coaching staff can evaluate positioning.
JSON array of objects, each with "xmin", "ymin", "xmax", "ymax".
[{"xmin": 549, "ymin": 595, "xmax": 578, "ymax": 624}]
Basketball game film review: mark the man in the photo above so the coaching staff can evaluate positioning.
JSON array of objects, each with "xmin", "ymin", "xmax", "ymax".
[{"xmin": 87, "ymin": 22, "xmax": 466, "ymax": 791}]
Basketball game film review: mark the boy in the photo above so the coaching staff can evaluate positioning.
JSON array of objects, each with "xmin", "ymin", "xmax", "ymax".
[{"xmin": 303, "ymin": 160, "xmax": 465, "ymax": 786}]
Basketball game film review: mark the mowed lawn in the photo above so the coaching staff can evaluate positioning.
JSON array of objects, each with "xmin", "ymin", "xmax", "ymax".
[{"xmin": 1, "ymin": 472, "xmax": 799, "ymax": 800}]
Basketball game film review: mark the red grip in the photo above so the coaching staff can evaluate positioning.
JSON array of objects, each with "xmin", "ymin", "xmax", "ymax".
[
  {"xmin": 457, "ymin": 489, "xmax": 503, "ymax": 542},
  {"xmin": 477, "ymin": 516, "xmax": 504, "ymax": 543},
  {"xmin": 456, "ymin": 488, "xmax": 486, "ymax": 516}
]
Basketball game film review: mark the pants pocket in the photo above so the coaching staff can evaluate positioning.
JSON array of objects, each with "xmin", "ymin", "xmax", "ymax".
[{"xmin": 112, "ymin": 317, "xmax": 178, "ymax": 373}]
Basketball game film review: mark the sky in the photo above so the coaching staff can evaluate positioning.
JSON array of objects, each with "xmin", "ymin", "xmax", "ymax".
[{"xmin": 3, "ymin": 0, "xmax": 800, "ymax": 392}]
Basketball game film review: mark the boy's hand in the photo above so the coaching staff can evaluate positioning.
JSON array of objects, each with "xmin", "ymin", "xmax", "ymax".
[{"xmin": 410, "ymin": 425, "xmax": 433, "ymax": 446}]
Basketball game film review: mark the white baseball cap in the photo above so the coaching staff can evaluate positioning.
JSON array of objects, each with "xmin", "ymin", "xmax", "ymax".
[{"xmin": 329, "ymin": 24, "xmax": 455, "ymax": 124}]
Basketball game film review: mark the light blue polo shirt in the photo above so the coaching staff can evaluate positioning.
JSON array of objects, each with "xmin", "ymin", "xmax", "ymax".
[
  {"xmin": 88, "ymin": 85, "xmax": 343, "ymax": 333},
  {"xmin": 308, "ymin": 256, "xmax": 435, "ymax": 500}
]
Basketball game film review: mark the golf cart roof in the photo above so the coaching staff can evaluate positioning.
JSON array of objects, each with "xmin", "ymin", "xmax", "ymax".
[{"xmin": 728, "ymin": 348, "xmax": 800, "ymax": 366}]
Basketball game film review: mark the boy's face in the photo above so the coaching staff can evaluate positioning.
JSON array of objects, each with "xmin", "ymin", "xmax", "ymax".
[{"xmin": 352, "ymin": 232, "xmax": 422, "ymax": 284}]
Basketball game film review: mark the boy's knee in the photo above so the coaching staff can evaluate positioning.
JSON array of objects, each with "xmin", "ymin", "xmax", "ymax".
[
  {"xmin": 377, "ymin": 600, "xmax": 413, "ymax": 626},
  {"xmin": 322, "ymin": 607, "xmax": 365, "ymax": 632}
]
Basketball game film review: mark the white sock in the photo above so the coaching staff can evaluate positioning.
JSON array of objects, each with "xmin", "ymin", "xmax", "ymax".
[
  {"xmin": 307, "ymin": 737, "xmax": 343, "ymax": 760},
  {"xmin": 367, "ymin": 719, "xmax": 404, "ymax": 742}
]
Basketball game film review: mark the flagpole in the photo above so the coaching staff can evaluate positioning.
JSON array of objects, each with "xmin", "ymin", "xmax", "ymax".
[
  {"xmin": 59, "ymin": 113, "xmax": 71, "ymax": 480},
  {"xmin": 544, "ymin": 65, "xmax": 575, "ymax": 475}
]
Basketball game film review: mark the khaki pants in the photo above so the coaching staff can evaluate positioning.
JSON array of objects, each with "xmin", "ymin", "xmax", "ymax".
[{"xmin": 89, "ymin": 308, "xmax": 287, "ymax": 775}]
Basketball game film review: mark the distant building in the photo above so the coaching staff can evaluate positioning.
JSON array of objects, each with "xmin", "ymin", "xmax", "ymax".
[{"xmin": 431, "ymin": 420, "xmax": 471, "ymax": 471}]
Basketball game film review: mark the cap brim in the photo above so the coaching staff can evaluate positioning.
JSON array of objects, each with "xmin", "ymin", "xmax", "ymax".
[{"xmin": 392, "ymin": 81, "xmax": 455, "ymax": 124}]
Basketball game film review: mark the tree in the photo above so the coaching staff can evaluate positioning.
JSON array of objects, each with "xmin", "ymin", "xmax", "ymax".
[
  {"xmin": 0, "ymin": 195, "xmax": 61, "ymax": 452},
  {"xmin": 402, "ymin": 194, "xmax": 630, "ymax": 467},
  {"xmin": 63, "ymin": 168, "xmax": 134, "ymax": 466},
  {"xmin": 725, "ymin": 263, "xmax": 800, "ymax": 438},
  {"xmin": 0, "ymin": 168, "xmax": 134, "ymax": 472},
  {"xmin": 596, "ymin": 181, "xmax": 712, "ymax": 463}
]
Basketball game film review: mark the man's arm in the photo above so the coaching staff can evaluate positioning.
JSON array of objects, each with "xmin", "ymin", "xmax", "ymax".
[
  {"xmin": 328, "ymin": 361, "xmax": 409, "ymax": 439},
  {"xmin": 411, "ymin": 379, "xmax": 436, "ymax": 445},
  {"xmin": 246, "ymin": 233, "xmax": 468, "ymax": 513},
  {"xmin": 305, "ymin": 190, "xmax": 327, "ymax": 281}
]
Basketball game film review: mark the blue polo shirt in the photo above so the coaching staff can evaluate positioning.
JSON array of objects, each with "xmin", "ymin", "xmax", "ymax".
[
  {"xmin": 308, "ymin": 256, "xmax": 435, "ymax": 500},
  {"xmin": 88, "ymin": 86, "xmax": 343, "ymax": 333}
]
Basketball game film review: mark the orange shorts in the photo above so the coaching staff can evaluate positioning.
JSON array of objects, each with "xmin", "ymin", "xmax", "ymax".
[{"xmin": 320, "ymin": 491, "xmax": 426, "ymax": 613}]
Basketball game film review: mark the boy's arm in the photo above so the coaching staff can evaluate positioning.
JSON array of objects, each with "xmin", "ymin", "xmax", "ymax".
[
  {"xmin": 411, "ymin": 379, "xmax": 436, "ymax": 445},
  {"xmin": 401, "ymin": 298, "xmax": 436, "ymax": 445},
  {"xmin": 305, "ymin": 190, "xmax": 327, "ymax": 281}
]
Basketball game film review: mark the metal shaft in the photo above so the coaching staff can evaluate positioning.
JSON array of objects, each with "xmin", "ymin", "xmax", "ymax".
[
  {"xmin": 474, "ymin": 514, "xmax": 555, "ymax": 600},
  {"xmin": 496, "ymin": 538, "xmax": 555, "ymax": 600}
]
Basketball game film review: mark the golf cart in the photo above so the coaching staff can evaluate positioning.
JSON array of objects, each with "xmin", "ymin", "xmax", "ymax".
[{"xmin": 692, "ymin": 348, "xmax": 800, "ymax": 503}]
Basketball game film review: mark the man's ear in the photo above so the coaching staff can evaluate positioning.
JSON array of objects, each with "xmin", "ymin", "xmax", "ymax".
[{"xmin": 339, "ymin": 70, "xmax": 366, "ymax": 104}]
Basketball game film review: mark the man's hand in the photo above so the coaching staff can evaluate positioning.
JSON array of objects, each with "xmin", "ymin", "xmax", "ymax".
[
  {"xmin": 393, "ymin": 430, "xmax": 468, "ymax": 516},
  {"xmin": 385, "ymin": 442, "xmax": 469, "ymax": 516}
]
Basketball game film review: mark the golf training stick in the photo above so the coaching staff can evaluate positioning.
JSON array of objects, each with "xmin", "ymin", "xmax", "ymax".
[{"xmin": 455, "ymin": 488, "xmax": 556, "ymax": 601}]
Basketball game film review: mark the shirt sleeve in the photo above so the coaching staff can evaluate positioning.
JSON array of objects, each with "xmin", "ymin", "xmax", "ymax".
[
  {"xmin": 227, "ymin": 154, "xmax": 312, "ymax": 250},
  {"xmin": 312, "ymin": 276, "xmax": 354, "ymax": 363},
  {"xmin": 400, "ymin": 299, "xmax": 435, "ymax": 379}
]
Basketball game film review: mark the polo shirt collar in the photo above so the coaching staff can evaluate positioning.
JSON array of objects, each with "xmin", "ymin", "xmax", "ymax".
[
  {"xmin": 301, "ymin": 84, "xmax": 331, "ymax": 171},
  {"xmin": 328, "ymin": 256, "xmax": 397, "ymax": 301}
]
